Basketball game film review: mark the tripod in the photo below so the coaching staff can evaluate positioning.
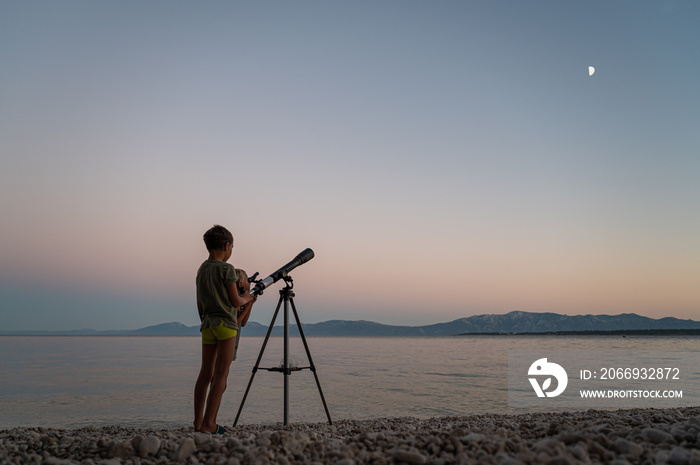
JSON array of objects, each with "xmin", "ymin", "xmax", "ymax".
[{"xmin": 233, "ymin": 276, "xmax": 332, "ymax": 426}]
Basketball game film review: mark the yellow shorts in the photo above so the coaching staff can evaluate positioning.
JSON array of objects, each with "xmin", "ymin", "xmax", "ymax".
[{"xmin": 201, "ymin": 322, "xmax": 238, "ymax": 345}]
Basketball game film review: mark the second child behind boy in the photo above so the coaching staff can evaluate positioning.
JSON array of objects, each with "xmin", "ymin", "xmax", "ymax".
[{"xmin": 232, "ymin": 268, "xmax": 254, "ymax": 361}]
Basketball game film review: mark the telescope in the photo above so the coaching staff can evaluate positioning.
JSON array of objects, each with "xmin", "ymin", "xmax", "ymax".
[
  {"xmin": 235, "ymin": 246, "xmax": 331, "ymax": 426},
  {"xmin": 251, "ymin": 248, "xmax": 314, "ymax": 295}
]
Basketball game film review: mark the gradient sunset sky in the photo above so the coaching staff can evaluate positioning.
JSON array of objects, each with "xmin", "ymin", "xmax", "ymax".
[{"xmin": 1, "ymin": 1, "xmax": 698, "ymax": 331}]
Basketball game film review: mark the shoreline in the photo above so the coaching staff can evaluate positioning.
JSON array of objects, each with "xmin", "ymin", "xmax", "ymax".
[
  {"xmin": 2, "ymin": 407, "xmax": 699, "ymax": 464},
  {"xmin": 2, "ymin": 329, "xmax": 700, "ymax": 337}
]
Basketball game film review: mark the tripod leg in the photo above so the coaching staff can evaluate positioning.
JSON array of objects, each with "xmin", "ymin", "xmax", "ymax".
[
  {"xmin": 283, "ymin": 293, "xmax": 290, "ymax": 425},
  {"xmin": 233, "ymin": 295, "xmax": 283, "ymax": 427},
  {"xmin": 290, "ymin": 297, "xmax": 333, "ymax": 425}
]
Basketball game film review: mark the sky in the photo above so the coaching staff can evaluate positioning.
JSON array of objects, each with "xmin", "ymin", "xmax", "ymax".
[{"xmin": 1, "ymin": 1, "xmax": 699, "ymax": 331}]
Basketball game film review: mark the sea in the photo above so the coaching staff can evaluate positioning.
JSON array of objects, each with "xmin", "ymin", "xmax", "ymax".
[{"xmin": 1, "ymin": 335, "xmax": 698, "ymax": 430}]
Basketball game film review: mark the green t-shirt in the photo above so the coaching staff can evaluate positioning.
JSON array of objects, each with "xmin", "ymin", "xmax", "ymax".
[{"xmin": 196, "ymin": 260, "xmax": 239, "ymax": 331}]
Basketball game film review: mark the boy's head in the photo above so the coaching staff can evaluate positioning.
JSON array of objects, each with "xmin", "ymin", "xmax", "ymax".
[{"xmin": 203, "ymin": 225, "xmax": 234, "ymax": 252}]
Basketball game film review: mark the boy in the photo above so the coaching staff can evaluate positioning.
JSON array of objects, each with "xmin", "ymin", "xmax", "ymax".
[{"xmin": 194, "ymin": 225, "xmax": 256, "ymax": 434}]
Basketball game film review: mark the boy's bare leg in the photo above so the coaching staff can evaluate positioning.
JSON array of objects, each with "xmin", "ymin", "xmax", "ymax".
[
  {"xmin": 200, "ymin": 337, "xmax": 237, "ymax": 433},
  {"xmin": 194, "ymin": 343, "xmax": 218, "ymax": 431}
]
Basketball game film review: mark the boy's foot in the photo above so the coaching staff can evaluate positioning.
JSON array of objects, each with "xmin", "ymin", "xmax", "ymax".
[
  {"xmin": 200, "ymin": 424, "xmax": 229, "ymax": 435},
  {"xmin": 211, "ymin": 425, "xmax": 229, "ymax": 435}
]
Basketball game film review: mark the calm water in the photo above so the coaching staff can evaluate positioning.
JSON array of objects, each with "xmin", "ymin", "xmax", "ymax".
[{"xmin": 1, "ymin": 335, "xmax": 698, "ymax": 429}]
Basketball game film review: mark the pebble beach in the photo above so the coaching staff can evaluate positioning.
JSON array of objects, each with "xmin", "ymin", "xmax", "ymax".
[{"xmin": 2, "ymin": 407, "xmax": 699, "ymax": 465}]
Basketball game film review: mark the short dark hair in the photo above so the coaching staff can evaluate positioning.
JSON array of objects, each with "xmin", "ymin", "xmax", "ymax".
[{"xmin": 203, "ymin": 225, "xmax": 233, "ymax": 252}]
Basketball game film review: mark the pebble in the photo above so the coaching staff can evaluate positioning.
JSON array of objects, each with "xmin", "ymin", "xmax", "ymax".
[
  {"xmin": 108, "ymin": 440, "xmax": 134, "ymax": 458},
  {"xmin": 392, "ymin": 448, "xmax": 427, "ymax": 464},
  {"xmin": 1, "ymin": 406, "xmax": 699, "ymax": 465},
  {"xmin": 545, "ymin": 456, "xmax": 574, "ymax": 465},
  {"xmin": 668, "ymin": 446, "xmax": 692, "ymax": 465},
  {"xmin": 194, "ymin": 433, "xmax": 211, "ymax": 446},
  {"xmin": 131, "ymin": 434, "xmax": 144, "ymax": 450},
  {"xmin": 335, "ymin": 459, "xmax": 355, "ymax": 465},
  {"xmin": 43, "ymin": 458, "xmax": 72, "ymax": 465},
  {"xmin": 174, "ymin": 438, "xmax": 196, "ymax": 461},
  {"xmin": 613, "ymin": 437, "xmax": 644, "ymax": 457},
  {"xmin": 138, "ymin": 435, "xmax": 161, "ymax": 457},
  {"xmin": 642, "ymin": 427, "xmax": 674, "ymax": 444},
  {"xmin": 102, "ymin": 460, "xmax": 122, "ymax": 465}
]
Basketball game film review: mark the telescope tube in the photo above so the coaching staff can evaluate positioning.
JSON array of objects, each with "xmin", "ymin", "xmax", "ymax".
[{"xmin": 252, "ymin": 248, "xmax": 314, "ymax": 295}]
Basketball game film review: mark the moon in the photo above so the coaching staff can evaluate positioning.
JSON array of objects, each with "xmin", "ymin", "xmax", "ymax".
[{"xmin": 588, "ymin": 66, "xmax": 595, "ymax": 76}]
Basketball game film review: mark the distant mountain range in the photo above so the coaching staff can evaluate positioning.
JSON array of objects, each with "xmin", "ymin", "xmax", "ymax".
[{"xmin": 2, "ymin": 311, "xmax": 700, "ymax": 336}]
